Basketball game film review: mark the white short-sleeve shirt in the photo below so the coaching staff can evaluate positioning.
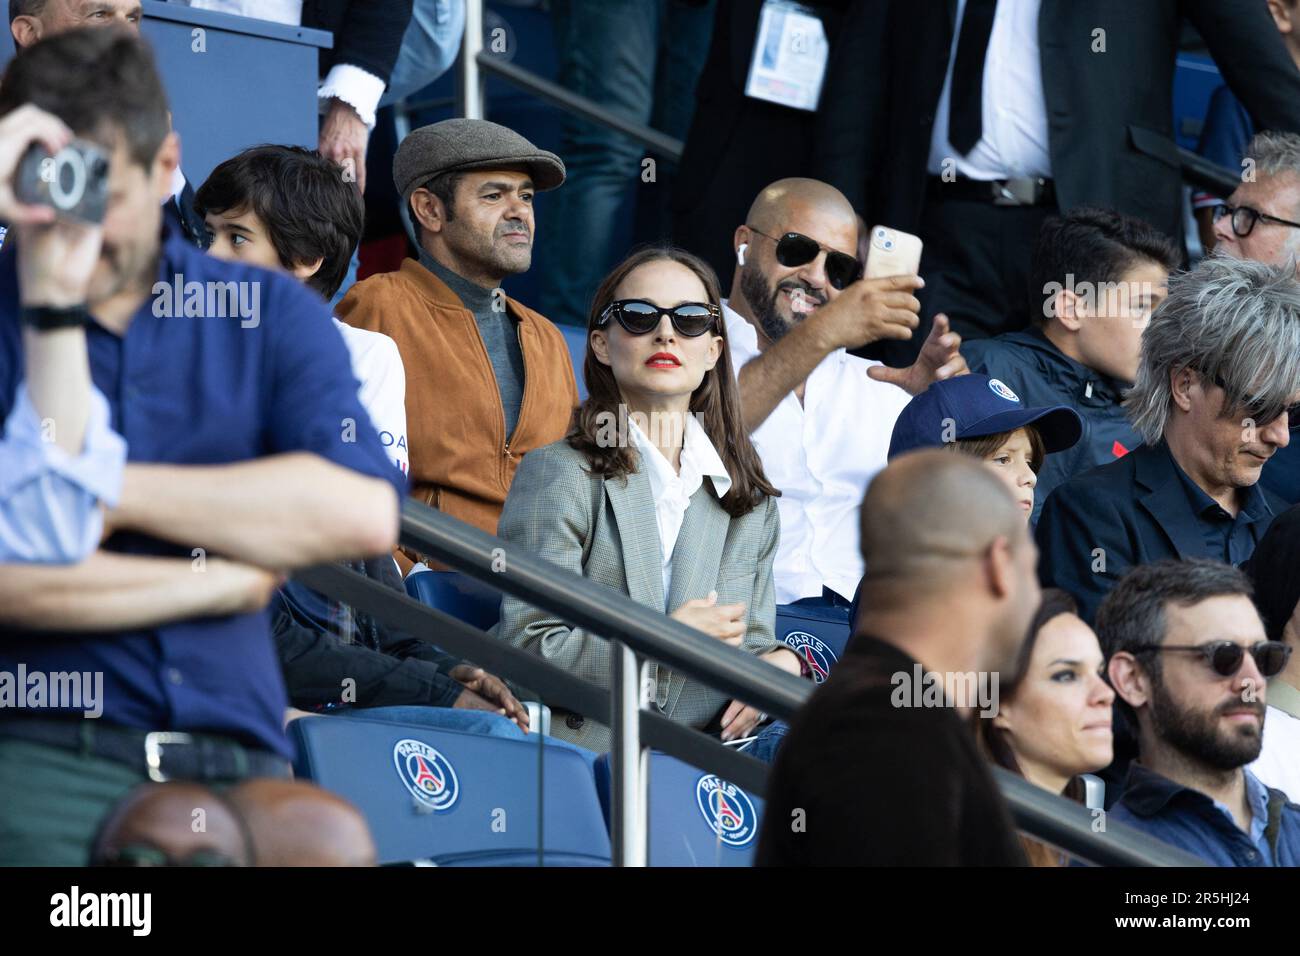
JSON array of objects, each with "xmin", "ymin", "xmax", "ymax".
[
  {"xmin": 334, "ymin": 318, "xmax": 409, "ymax": 477},
  {"xmin": 723, "ymin": 301, "xmax": 912, "ymax": 604}
]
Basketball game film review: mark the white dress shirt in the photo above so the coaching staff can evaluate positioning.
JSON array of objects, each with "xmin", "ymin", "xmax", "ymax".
[
  {"xmin": 926, "ymin": 0, "xmax": 1051, "ymax": 180},
  {"xmin": 723, "ymin": 301, "xmax": 912, "ymax": 605},
  {"xmin": 1250, "ymin": 682, "xmax": 1300, "ymax": 802},
  {"xmin": 334, "ymin": 319, "xmax": 410, "ymax": 478},
  {"xmin": 628, "ymin": 413, "xmax": 732, "ymax": 608}
]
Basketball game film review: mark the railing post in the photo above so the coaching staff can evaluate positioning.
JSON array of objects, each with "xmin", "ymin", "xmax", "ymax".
[
  {"xmin": 458, "ymin": 0, "xmax": 485, "ymax": 120},
  {"xmin": 610, "ymin": 641, "xmax": 648, "ymax": 866}
]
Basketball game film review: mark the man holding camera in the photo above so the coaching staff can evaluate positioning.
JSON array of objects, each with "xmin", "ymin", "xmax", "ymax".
[
  {"xmin": 0, "ymin": 29, "xmax": 403, "ymax": 865},
  {"xmin": 0, "ymin": 104, "xmax": 127, "ymax": 563}
]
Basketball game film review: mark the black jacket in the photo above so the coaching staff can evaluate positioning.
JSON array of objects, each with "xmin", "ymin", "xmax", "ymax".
[
  {"xmin": 828, "ymin": 0, "xmax": 1300, "ymax": 244},
  {"xmin": 1036, "ymin": 442, "xmax": 1288, "ymax": 624},
  {"xmin": 301, "ymin": 0, "xmax": 414, "ymax": 85},
  {"xmin": 671, "ymin": 0, "xmax": 869, "ymax": 283},
  {"xmin": 757, "ymin": 635, "xmax": 1025, "ymax": 866},
  {"xmin": 273, "ymin": 558, "xmax": 465, "ymax": 711},
  {"xmin": 963, "ymin": 327, "xmax": 1141, "ymax": 523}
]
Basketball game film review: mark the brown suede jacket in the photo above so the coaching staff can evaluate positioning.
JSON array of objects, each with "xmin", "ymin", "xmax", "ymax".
[{"xmin": 338, "ymin": 258, "xmax": 579, "ymax": 572}]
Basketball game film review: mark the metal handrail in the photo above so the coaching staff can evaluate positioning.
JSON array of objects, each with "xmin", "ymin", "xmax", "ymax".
[{"xmin": 300, "ymin": 498, "xmax": 1205, "ymax": 867}]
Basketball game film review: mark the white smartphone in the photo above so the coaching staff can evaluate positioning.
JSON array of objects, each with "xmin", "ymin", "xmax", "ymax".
[{"xmin": 863, "ymin": 225, "xmax": 923, "ymax": 280}]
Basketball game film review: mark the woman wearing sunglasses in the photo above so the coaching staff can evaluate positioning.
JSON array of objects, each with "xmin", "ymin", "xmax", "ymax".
[
  {"xmin": 494, "ymin": 247, "xmax": 806, "ymax": 754},
  {"xmin": 1246, "ymin": 504, "xmax": 1300, "ymax": 801},
  {"xmin": 977, "ymin": 589, "xmax": 1114, "ymax": 866}
]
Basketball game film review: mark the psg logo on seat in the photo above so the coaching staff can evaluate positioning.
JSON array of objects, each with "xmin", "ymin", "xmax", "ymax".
[
  {"xmin": 696, "ymin": 775, "xmax": 757, "ymax": 848},
  {"xmin": 782, "ymin": 630, "xmax": 837, "ymax": 683},
  {"xmin": 393, "ymin": 739, "xmax": 460, "ymax": 812}
]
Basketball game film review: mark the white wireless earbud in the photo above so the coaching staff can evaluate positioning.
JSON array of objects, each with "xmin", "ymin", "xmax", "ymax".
[{"xmin": 737, "ymin": 243, "xmax": 748, "ymax": 266}]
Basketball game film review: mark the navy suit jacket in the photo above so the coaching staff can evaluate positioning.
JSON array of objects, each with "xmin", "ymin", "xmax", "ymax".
[{"xmin": 1036, "ymin": 442, "xmax": 1288, "ymax": 624}]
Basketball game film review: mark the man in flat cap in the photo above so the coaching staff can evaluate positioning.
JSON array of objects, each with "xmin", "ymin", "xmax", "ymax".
[{"xmin": 338, "ymin": 119, "xmax": 579, "ymax": 571}]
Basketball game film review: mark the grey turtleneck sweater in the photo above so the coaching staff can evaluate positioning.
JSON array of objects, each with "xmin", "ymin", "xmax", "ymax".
[{"xmin": 419, "ymin": 250, "xmax": 527, "ymax": 442}]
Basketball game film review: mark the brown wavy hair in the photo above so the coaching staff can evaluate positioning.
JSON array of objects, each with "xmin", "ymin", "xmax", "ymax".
[
  {"xmin": 567, "ymin": 246, "xmax": 779, "ymax": 518},
  {"xmin": 977, "ymin": 587, "xmax": 1087, "ymax": 866}
]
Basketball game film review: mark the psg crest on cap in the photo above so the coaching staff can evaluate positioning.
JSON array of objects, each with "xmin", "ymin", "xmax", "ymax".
[
  {"xmin": 782, "ymin": 629, "xmax": 837, "ymax": 683},
  {"xmin": 987, "ymin": 378, "xmax": 1020, "ymax": 403},
  {"xmin": 394, "ymin": 738, "xmax": 459, "ymax": 812},
  {"xmin": 696, "ymin": 775, "xmax": 758, "ymax": 847}
]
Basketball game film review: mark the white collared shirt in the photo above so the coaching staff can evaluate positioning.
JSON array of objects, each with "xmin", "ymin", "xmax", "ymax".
[
  {"xmin": 926, "ymin": 0, "xmax": 1050, "ymax": 180},
  {"xmin": 723, "ymin": 301, "xmax": 912, "ymax": 605},
  {"xmin": 628, "ymin": 413, "xmax": 732, "ymax": 608}
]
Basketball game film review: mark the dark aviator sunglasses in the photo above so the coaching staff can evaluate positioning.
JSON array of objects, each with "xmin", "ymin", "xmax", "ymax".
[{"xmin": 745, "ymin": 226, "xmax": 863, "ymax": 290}]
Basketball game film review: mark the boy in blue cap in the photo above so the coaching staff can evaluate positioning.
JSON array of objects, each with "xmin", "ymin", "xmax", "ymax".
[{"xmin": 889, "ymin": 374, "xmax": 1083, "ymax": 524}]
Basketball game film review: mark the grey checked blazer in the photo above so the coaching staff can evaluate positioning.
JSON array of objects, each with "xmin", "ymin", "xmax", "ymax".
[{"xmin": 493, "ymin": 439, "xmax": 781, "ymax": 752}]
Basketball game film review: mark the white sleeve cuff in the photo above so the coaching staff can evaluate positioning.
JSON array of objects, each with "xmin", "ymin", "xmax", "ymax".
[
  {"xmin": 0, "ymin": 383, "xmax": 127, "ymax": 505},
  {"xmin": 318, "ymin": 64, "xmax": 387, "ymax": 130}
]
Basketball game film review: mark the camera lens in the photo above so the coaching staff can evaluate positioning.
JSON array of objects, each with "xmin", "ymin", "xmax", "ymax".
[{"xmin": 48, "ymin": 147, "xmax": 87, "ymax": 212}]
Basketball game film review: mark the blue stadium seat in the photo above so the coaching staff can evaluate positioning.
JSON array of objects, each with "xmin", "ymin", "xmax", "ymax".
[
  {"xmin": 593, "ymin": 752, "xmax": 764, "ymax": 867},
  {"xmin": 405, "ymin": 570, "xmax": 502, "ymax": 631},
  {"xmin": 291, "ymin": 715, "xmax": 611, "ymax": 866},
  {"xmin": 559, "ymin": 323, "xmax": 589, "ymax": 401},
  {"xmin": 775, "ymin": 604, "xmax": 852, "ymax": 684}
]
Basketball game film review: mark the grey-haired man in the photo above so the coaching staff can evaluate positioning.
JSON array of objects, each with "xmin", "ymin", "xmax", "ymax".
[
  {"xmin": 1037, "ymin": 256, "xmax": 1300, "ymax": 625},
  {"xmin": 1213, "ymin": 131, "xmax": 1300, "ymax": 505}
]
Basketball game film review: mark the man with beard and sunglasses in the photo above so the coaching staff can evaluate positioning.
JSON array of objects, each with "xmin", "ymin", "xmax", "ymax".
[
  {"xmin": 338, "ymin": 119, "xmax": 580, "ymax": 573},
  {"xmin": 1097, "ymin": 559, "xmax": 1300, "ymax": 867},
  {"xmin": 723, "ymin": 177, "xmax": 967, "ymax": 611}
]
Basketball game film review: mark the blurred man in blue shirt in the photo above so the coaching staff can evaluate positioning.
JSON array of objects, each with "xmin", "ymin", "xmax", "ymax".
[
  {"xmin": 1098, "ymin": 560, "xmax": 1300, "ymax": 866},
  {"xmin": 0, "ymin": 29, "xmax": 402, "ymax": 865}
]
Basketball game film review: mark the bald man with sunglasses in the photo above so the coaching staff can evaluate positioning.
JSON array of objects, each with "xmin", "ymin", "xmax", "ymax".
[{"xmin": 722, "ymin": 177, "xmax": 967, "ymax": 610}]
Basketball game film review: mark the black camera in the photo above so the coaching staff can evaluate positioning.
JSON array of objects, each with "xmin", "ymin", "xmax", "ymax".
[{"xmin": 14, "ymin": 138, "xmax": 110, "ymax": 224}]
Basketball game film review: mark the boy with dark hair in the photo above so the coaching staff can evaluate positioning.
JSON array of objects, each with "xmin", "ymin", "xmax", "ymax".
[
  {"xmin": 195, "ymin": 144, "xmax": 407, "ymax": 476},
  {"xmin": 962, "ymin": 207, "xmax": 1180, "ymax": 521},
  {"xmin": 195, "ymin": 143, "xmax": 527, "ymax": 737}
]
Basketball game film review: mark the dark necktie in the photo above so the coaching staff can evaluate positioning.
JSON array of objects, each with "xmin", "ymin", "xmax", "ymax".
[{"xmin": 947, "ymin": 0, "xmax": 998, "ymax": 156}]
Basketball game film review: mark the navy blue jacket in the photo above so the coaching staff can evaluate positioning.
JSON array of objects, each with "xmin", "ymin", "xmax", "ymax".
[
  {"xmin": 963, "ymin": 327, "xmax": 1141, "ymax": 523},
  {"xmin": 1036, "ymin": 442, "xmax": 1287, "ymax": 625},
  {"xmin": 1110, "ymin": 764, "xmax": 1300, "ymax": 867}
]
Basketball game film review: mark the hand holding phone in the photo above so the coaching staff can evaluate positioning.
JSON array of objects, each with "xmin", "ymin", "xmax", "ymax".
[{"xmin": 863, "ymin": 225, "xmax": 923, "ymax": 280}]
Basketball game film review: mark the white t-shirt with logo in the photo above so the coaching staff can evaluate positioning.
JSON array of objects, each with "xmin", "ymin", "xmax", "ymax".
[{"xmin": 333, "ymin": 318, "xmax": 408, "ymax": 477}]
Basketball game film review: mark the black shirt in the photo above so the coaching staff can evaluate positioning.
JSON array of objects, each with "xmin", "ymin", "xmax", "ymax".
[
  {"xmin": 1169, "ymin": 447, "xmax": 1274, "ymax": 565},
  {"xmin": 756, "ymin": 635, "xmax": 1026, "ymax": 866}
]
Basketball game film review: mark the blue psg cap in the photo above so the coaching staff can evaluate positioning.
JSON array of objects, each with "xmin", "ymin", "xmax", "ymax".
[{"xmin": 888, "ymin": 374, "xmax": 1083, "ymax": 460}]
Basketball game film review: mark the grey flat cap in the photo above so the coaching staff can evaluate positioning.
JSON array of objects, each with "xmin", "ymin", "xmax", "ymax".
[{"xmin": 393, "ymin": 118, "xmax": 565, "ymax": 202}]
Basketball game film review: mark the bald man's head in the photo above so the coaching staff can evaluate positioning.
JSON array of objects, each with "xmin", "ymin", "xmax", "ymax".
[
  {"xmin": 90, "ymin": 782, "xmax": 253, "ymax": 866},
  {"xmin": 859, "ymin": 451, "xmax": 1041, "ymax": 673},
  {"xmin": 744, "ymin": 178, "xmax": 857, "ymax": 238},
  {"xmin": 732, "ymin": 178, "xmax": 861, "ymax": 345},
  {"xmin": 227, "ymin": 779, "xmax": 377, "ymax": 867}
]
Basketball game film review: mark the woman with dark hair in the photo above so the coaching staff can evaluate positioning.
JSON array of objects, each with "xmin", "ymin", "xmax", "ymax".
[
  {"xmin": 494, "ymin": 246, "xmax": 807, "ymax": 754},
  {"xmin": 978, "ymin": 588, "xmax": 1115, "ymax": 866},
  {"xmin": 1246, "ymin": 504, "xmax": 1300, "ymax": 800}
]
